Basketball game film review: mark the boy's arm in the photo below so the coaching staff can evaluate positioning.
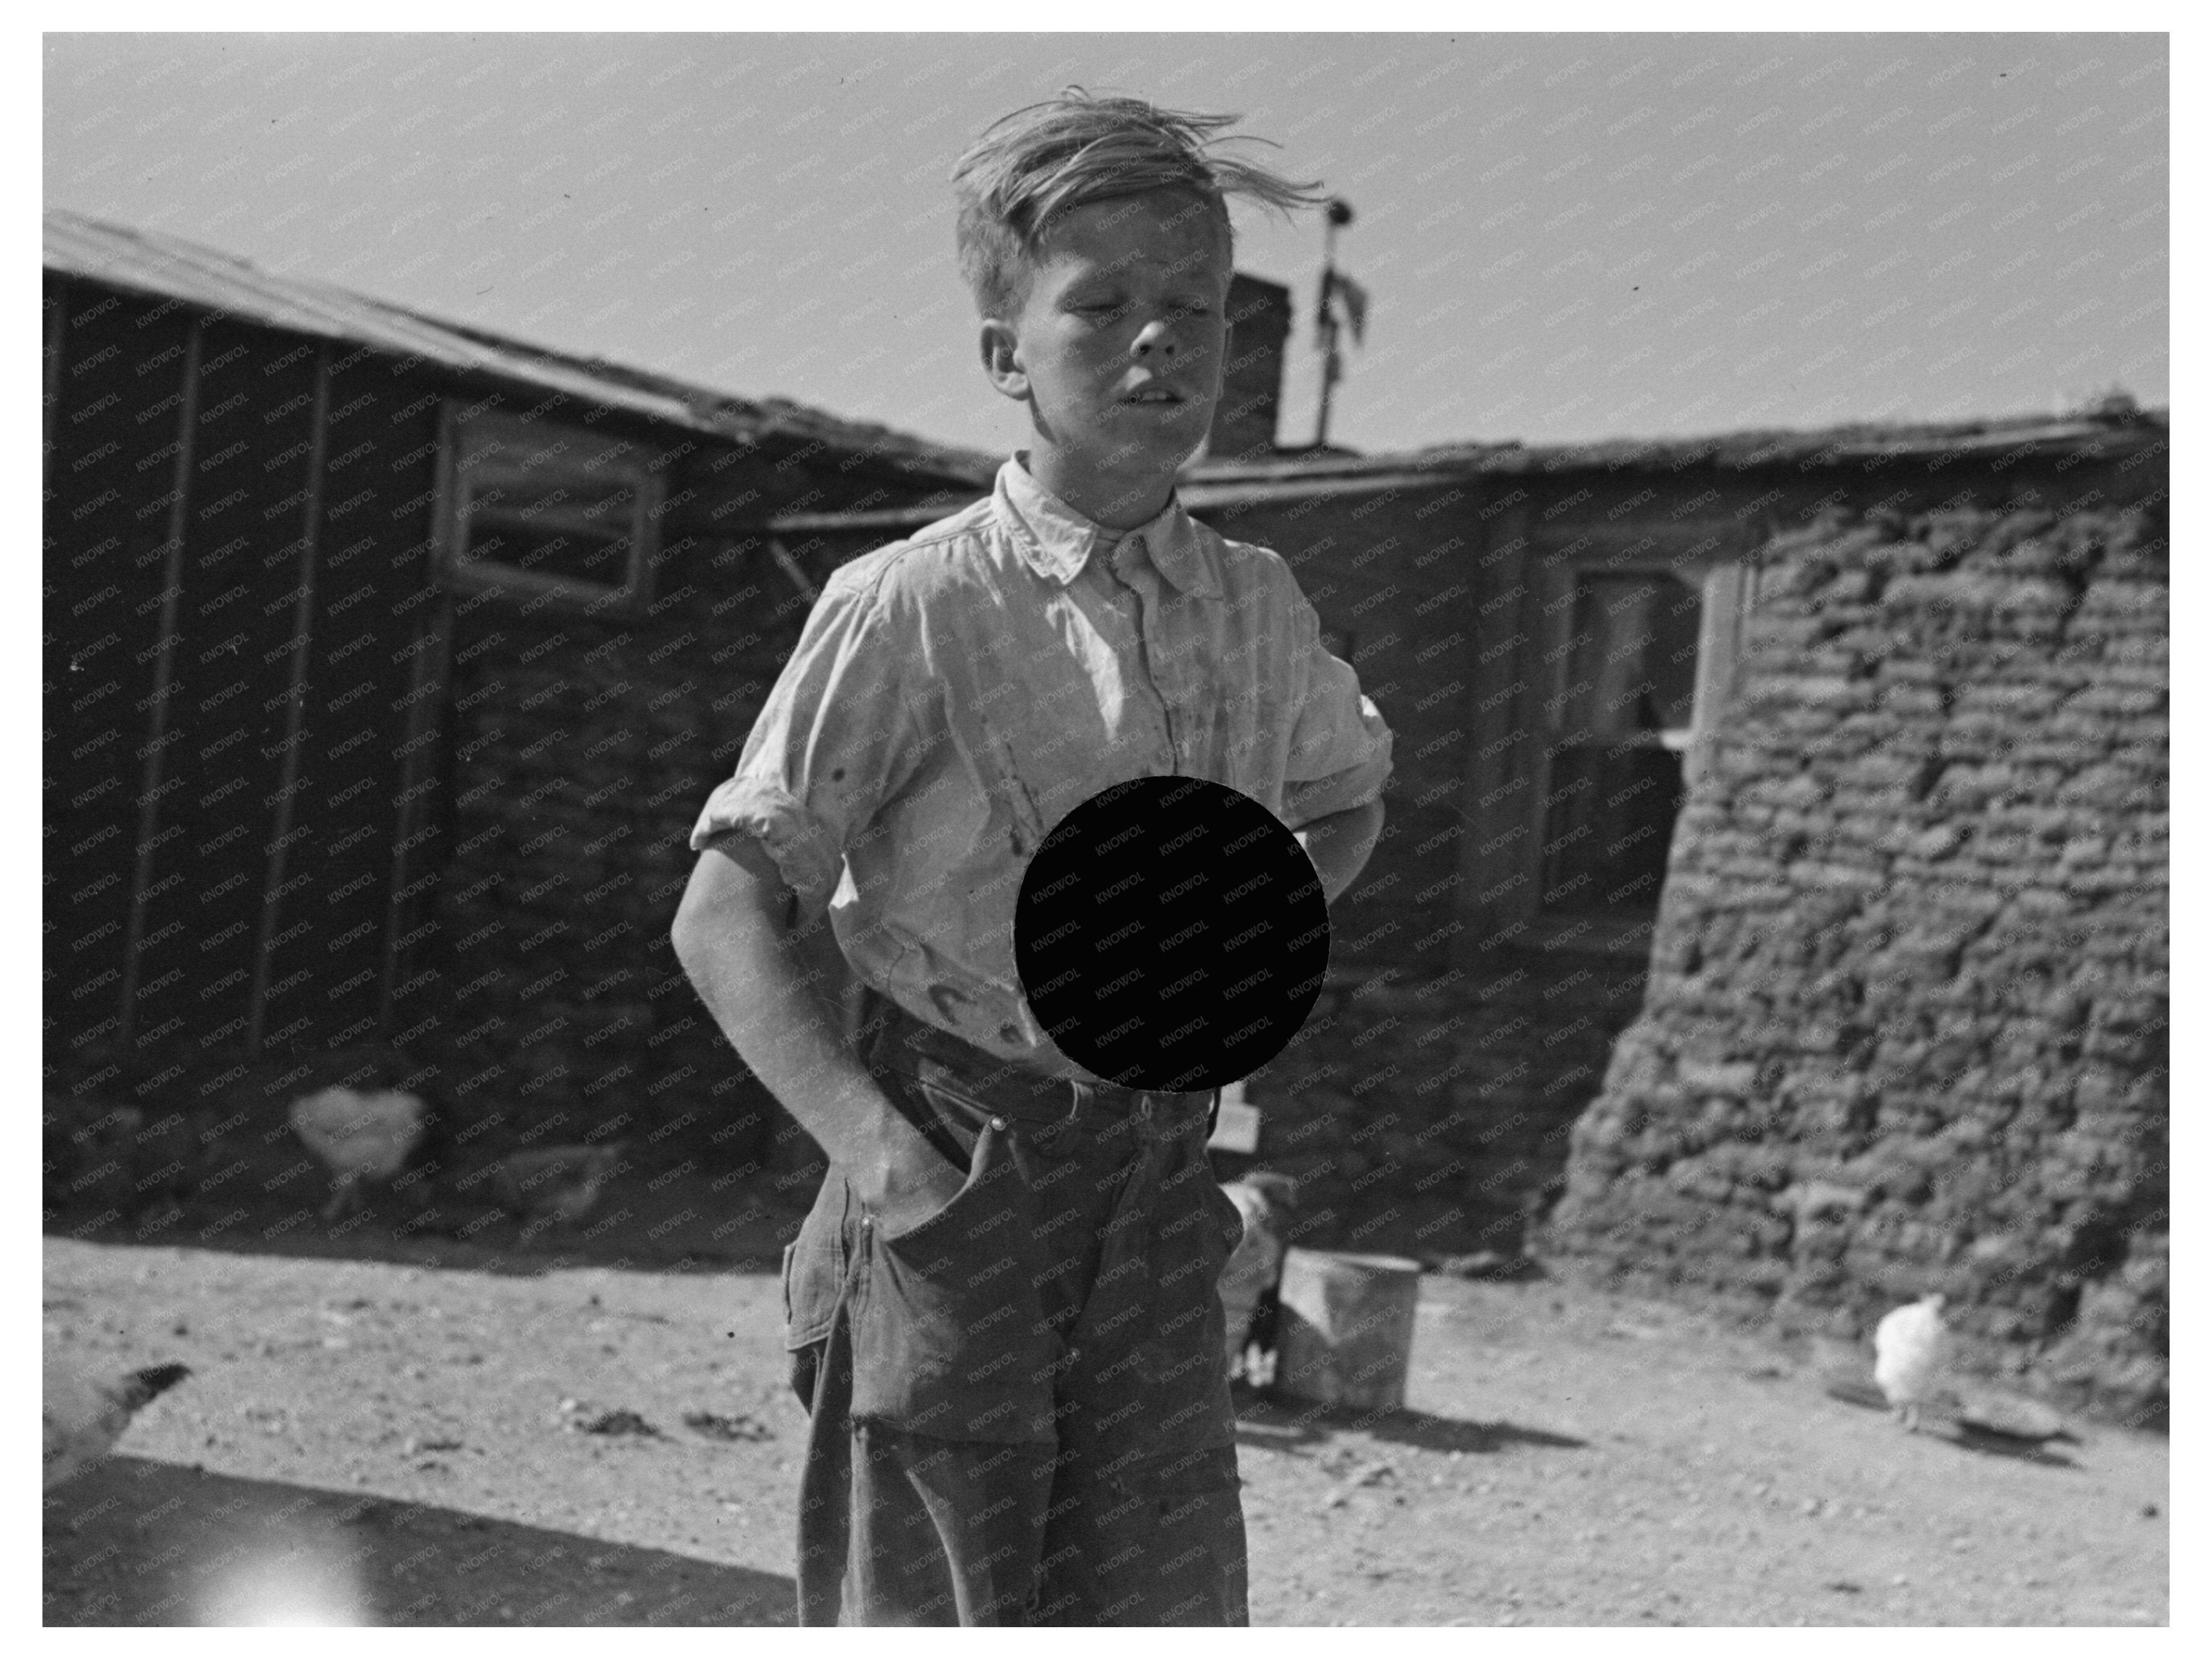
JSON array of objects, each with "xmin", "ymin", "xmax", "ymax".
[
  {"xmin": 1295, "ymin": 796, "xmax": 1386, "ymax": 906},
  {"xmin": 671, "ymin": 830, "xmax": 965, "ymax": 1234}
]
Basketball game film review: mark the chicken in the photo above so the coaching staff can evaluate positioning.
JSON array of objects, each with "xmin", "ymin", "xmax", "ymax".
[
  {"xmin": 44, "ymin": 1361, "xmax": 190, "ymax": 1489},
  {"xmin": 288, "ymin": 1086, "xmax": 433, "ymax": 1221},
  {"xmin": 1217, "ymin": 1171, "xmax": 1299, "ymax": 1384},
  {"xmin": 492, "ymin": 1142, "xmax": 627, "ymax": 1228},
  {"xmin": 1873, "ymin": 1292, "xmax": 1950, "ymax": 1432}
]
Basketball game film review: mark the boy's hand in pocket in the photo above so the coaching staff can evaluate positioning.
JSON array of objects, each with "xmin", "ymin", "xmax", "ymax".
[{"xmin": 846, "ymin": 1102, "xmax": 969, "ymax": 1236}]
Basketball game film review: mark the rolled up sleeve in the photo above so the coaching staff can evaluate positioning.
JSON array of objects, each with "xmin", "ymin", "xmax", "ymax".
[
  {"xmin": 1279, "ymin": 591, "xmax": 1395, "ymax": 831},
  {"xmin": 688, "ymin": 563, "xmax": 937, "ymax": 906}
]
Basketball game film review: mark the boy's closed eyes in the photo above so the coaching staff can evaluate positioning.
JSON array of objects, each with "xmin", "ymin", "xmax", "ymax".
[{"xmin": 978, "ymin": 189, "xmax": 1232, "ymax": 527}]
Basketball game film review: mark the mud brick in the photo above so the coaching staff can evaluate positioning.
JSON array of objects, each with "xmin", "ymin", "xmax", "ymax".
[{"xmin": 1541, "ymin": 504, "xmax": 2165, "ymax": 1426}]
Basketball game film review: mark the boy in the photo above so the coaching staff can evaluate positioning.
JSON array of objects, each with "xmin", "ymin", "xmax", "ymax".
[{"xmin": 671, "ymin": 90, "xmax": 1393, "ymax": 1626}]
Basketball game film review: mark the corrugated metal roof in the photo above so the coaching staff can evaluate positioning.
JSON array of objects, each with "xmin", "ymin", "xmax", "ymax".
[{"xmin": 44, "ymin": 207, "xmax": 998, "ymax": 492}]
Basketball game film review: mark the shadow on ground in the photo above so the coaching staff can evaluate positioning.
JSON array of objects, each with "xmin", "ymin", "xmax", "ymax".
[
  {"xmin": 1946, "ymin": 1428, "xmax": 2082, "ymax": 1469},
  {"xmin": 1817, "ymin": 1375, "xmax": 2086, "ymax": 1468},
  {"xmin": 44, "ymin": 1456, "xmax": 796, "ymax": 1627},
  {"xmin": 1231, "ymin": 1384, "xmax": 1588, "ymax": 1456},
  {"xmin": 44, "ymin": 1163, "xmax": 812, "ymax": 1280}
]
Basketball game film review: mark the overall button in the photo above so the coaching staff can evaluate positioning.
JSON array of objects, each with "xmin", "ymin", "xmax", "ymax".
[{"xmin": 990, "ymin": 1116, "xmax": 1008, "ymax": 1132}]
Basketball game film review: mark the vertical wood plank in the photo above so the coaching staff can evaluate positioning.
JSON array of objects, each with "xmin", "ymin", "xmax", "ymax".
[
  {"xmin": 42, "ymin": 278, "xmax": 65, "ymax": 497},
  {"xmin": 1520, "ymin": 553, "xmax": 1570, "ymax": 929},
  {"xmin": 1453, "ymin": 502, "xmax": 1540, "ymax": 958},
  {"xmin": 116, "ymin": 319, "xmax": 203, "ymax": 1050},
  {"xmin": 1687, "ymin": 562, "xmax": 1748, "ymax": 794},
  {"xmin": 378, "ymin": 592, "xmax": 455, "ymax": 1039},
  {"xmin": 248, "ymin": 346, "xmax": 332, "ymax": 1056}
]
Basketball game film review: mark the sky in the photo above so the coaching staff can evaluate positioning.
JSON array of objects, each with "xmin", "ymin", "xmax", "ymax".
[{"xmin": 44, "ymin": 30, "xmax": 2169, "ymax": 460}]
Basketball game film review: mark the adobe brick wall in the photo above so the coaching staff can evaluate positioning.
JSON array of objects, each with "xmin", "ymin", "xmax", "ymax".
[{"xmin": 1539, "ymin": 504, "xmax": 2168, "ymax": 1423}]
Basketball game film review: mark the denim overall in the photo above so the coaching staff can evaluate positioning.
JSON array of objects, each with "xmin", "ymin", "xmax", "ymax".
[{"xmin": 782, "ymin": 998, "xmax": 1248, "ymax": 1625}]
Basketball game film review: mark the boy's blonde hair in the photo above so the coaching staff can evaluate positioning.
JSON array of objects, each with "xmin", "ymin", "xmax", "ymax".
[{"xmin": 952, "ymin": 87, "xmax": 1326, "ymax": 320}]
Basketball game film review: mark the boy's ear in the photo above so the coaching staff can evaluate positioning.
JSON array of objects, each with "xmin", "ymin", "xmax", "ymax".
[{"xmin": 980, "ymin": 320, "xmax": 1029, "ymax": 403}]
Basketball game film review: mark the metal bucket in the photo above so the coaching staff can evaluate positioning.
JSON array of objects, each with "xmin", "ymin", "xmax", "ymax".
[{"xmin": 1274, "ymin": 1248, "xmax": 1423, "ymax": 1410}]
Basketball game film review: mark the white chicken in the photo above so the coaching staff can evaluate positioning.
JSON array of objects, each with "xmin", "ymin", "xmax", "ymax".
[
  {"xmin": 1217, "ymin": 1172, "xmax": 1299, "ymax": 1383},
  {"xmin": 1873, "ymin": 1292, "xmax": 1950, "ymax": 1432},
  {"xmin": 44, "ymin": 1360, "xmax": 190, "ymax": 1489},
  {"xmin": 288, "ymin": 1086, "xmax": 432, "ymax": 1221},
  {"xmin": 492, "ymin": 1142, "xmax": 627, "ymax": 1229}
]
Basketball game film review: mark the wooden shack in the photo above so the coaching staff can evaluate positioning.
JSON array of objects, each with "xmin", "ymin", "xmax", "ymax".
[{"xmin": 44, "ymin": 209, "xmax": 991, "ymax": 1167}]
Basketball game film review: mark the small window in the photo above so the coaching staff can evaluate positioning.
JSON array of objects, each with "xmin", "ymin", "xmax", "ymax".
[
  {"xmin": 436, "ymin": 405, "xmax": 661, "ymax": 612},
  {"xmin": 1555, "ymin": 572, "xmax": 1701, "ymax": 742},
  {"xmin": 1539, "ymin": 569, "xmax": 1703, "ymax": 915}
]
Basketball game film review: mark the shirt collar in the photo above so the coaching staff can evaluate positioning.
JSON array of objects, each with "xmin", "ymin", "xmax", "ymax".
[{"xmin": 993, "ymin": 453, "xmax": 1222, "ymax": 599}]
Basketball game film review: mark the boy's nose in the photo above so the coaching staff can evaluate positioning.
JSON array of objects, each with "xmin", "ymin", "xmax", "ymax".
[{"xmin": 1131, "ymin": 319, "xmax": 1178, "ymax": 357}]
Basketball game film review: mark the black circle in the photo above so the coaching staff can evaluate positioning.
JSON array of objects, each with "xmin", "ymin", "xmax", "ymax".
[{"xmin": 1014, "ymin": 777, "xmax": 1330, "ymax": 1092}]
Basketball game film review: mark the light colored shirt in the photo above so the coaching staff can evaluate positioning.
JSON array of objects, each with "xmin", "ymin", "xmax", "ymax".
[{"xmin": 688, "ymin": 452, "xmax": 1395, "ymax": 1081}]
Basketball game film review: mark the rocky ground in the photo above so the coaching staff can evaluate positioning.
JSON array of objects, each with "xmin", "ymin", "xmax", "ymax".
[{"xmin": 44, "ymin": 1169, "xmax": 2168, "ymax": 1628}]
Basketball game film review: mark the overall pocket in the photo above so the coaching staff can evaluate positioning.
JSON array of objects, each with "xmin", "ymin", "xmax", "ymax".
[
  {"xmin": 850, "ymin": 1073, "xmax": 1059, "ymax": 1443},
  {"xmin": 780, "ymin": 1170, "xmax": 853, "ymax": 1353}
]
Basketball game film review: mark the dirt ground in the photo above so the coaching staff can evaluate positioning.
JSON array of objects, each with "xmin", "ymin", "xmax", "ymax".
[{"xmin": 43, "ymin": 1169, "xmax": 2168, "ymax": 1628}]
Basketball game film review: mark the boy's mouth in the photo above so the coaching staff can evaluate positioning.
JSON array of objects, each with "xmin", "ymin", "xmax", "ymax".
[{"xmin": 1122, "ymin": 385, "xmax": 1187, "ymax": 406}]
